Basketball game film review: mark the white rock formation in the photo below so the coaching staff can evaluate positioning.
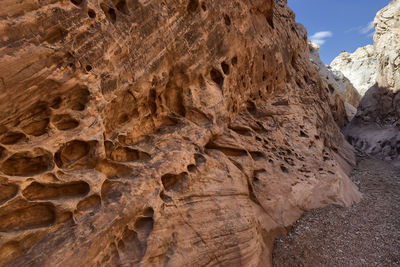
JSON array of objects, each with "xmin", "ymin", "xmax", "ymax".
[
  {"xmin": 374, "ymin": 0, "xmax": 400, "ymax": 92},
  {"xmin": 330, "ymin": 45, "xmax": 377, "ymax": 96},
  {"xmin": 344, "ymin": 0, "xmax": 400, "ymax": 161},
  {"xmin": 309, "ymin": 42, "xmax": 361, "ymax": 120},
  {"xmin": 331, "ymin": 0, "xmax": 400, "ymax": 96}
]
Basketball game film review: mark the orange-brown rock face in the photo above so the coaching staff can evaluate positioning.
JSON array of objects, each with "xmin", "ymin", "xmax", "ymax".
[{"xmin": 0, "ymin": 0, "xmax": 361, "ymax": 266}]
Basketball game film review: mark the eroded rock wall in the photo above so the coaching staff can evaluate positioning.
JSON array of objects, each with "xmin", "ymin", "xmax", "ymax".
[
  {"xmin": 331, "ymin": 45, "xmax": 377, "ymax": 96},
  {"xmin": 309, "ymin": 42, "xmax": 361, "ymax": 123},
  {"xmin": 374, "ymin": 0, "xmax": 400, "ymax": 92},
  {"xmin": 345, "ymin": 84, "xmax": 400, "ymax": 160},
  {"xmin": 344, "ymin": 0, "xmax": 400, "ymax": 161},
  {"xmin": 0, "ymin": 0, "xmax": 361, "ymax": 266}
]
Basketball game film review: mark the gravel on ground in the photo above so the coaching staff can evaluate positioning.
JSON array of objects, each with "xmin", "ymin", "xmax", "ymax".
[{"xmin": 273, "ymin": 156, "xmax": 400, "ymax": 267}]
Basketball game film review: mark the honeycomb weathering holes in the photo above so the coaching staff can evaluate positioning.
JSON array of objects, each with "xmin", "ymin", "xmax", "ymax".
[
  {"xmin": 76, "ymin": 195, "xmax": 101, "ymax": 212},
  {"xmin": 224, "ymin": 14, "xmax": 231, "ymax": 26},
  {"xmin": 210, "ymin": 68, "xmax": 224, "ymax": 89},
  {"xmin": 161, "ymin": 172, "xmax": 188, "ymax": 192},
  {"xmin": 52, "ymin": 114, "xmax": 79, "ymax": 131},
  {"xmin": 231, "ymin": 56, "xmax": 238, "ymax": 66},
  {"xmin": 66, "ymin": 85, "xmax": 90, "ymax": 111},
  {"xmin": 22, "ymin": 118, "xmax": 49, "ymax": 137},
  {"xmin": 1, "ymin": 150, "xmax": 53, "ymax": 176},
  {"xmin": 55, "ymin": 140, "xmax": 93, "ymax": 169},
  {"xmin": 280, "ymin": 165, "xmax": 289, "ymax": 173},
  {"xmin": 194, "ymin": 153, "xmax": 206, "ymax": 166},
  {"xmin": 70, "ymin": 0, "xmax": 83, "ymax": 7},
  {"xmin": 0, "ymin": 132, "xmax": 27, "ymax": 145},
  {"xmin": 95, "ymin": 160, "xmax": 132, "ymax": 179},
  {"xmin": 0, "ymin": 203, "xmax": 56, "ymax": 232},
  {"xmin": 100, "ymin": 3, "xmax": 117, "ymax": 23},
  {"xmin": 0, "ymin": 146, "xmax": 5, "ymax": 160},
  {"xmin": 187, "ymin": 0, "xmax": 199, "ymax": 13},
  {"xmin": 88, "ymin": 9, "xmax": 96, "ymax": 18},
  {"xmin": 142, "ymin": 207, "xmax": 154, "ymax": 217},
  {"xmin": 22, "ymin": 181, "xmax": 90, "ymax": 200},
  {"xmin": 221, "ymin": 61, "xmax": 230, "ymax": 75},
  {"xmin": 0, "ymin": 184, "xmax": 18, "ymax": 205},
  {"xmin": 114, "ymin": 0, "xmax": 128, "ymax": 14},
  {"xmin": 50, "ymin": 96, "xmax": 62, "ymax": 109},
  {"xmin": 117, "ymin": 209, "xmax": 154, "ymax": 263}
]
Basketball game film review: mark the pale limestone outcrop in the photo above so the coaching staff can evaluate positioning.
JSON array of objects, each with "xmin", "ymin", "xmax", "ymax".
[
  {"xmin": 331, "ymin": 45, "xmax": 377, "ymax": 96},
  {"xmin": 0, "ymin": 0, "xmax": 361, "ymax": 266},
  {"xmin": 309, "ymin": 42, "xmax": 361, "ymax": 122},
  {"xmin": 344, "ymin": 0, "xmax": 400, "ymax": 161}
]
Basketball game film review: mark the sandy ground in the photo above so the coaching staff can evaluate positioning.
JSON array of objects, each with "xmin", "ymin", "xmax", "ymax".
[{"xmin": 273, "ymin": 156, "xmax": 400, "ymax": 267}]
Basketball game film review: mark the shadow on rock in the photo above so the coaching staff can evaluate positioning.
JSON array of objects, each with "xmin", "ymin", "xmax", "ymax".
[{"xmin": 344, "ymin": 83, "xmax": 400, "ymax": 161}]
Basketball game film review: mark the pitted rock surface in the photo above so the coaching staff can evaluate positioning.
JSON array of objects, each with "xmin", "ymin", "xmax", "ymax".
[{"xmin": 0, "ymin": 0, "xmax": 361, "ymax": 266}]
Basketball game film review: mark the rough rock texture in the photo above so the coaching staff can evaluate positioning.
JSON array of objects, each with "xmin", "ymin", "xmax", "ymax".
[
  {"xmin": 0, "ymin": 0, "xmax": 361, "ymax": 266},
  {"xmin": 343, "ymin": 102, "xmax": 357, "ymax": 123},
  {"xmin": 309, "ymin": 43, "xmax": 361, "ymax": 121},
  {"xmin": 331, "ymin": 71, "xmax": 361, "ymax": 110},
  {"xmin": 331, "ymin": 0, "xmax": 400, "ymax": 97},
  {"xmin": 374, "ymin": 0, "xmax": 400, "ymax": 92},
  {"xmin": 344, "ymin": 0, "xmax": 400, "ymax": 162},
  {"xmin": 331, "ymin": 45, "xmax": 377, "ymax": 96},
  {"xmin": 345, "ymin": 85, "xmax": 400, "ymax": 160},
  {"xmin": 273, "ymin": 156, "xmax": 400, "ymax": 267}
]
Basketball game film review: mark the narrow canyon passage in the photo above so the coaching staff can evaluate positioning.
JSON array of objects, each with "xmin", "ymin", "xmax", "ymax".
[{"xmin": 273, "ymin": 156, "xmax": 400, "ymax": 266}]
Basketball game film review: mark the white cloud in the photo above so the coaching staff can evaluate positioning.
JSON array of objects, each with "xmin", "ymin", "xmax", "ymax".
[
  {"xmin": 345, "ymin": 26, "xmax": 362, "ymax": 33},
  {"xmin": 310, "ymin": 31, "xmax": 333, "ymax": 46},
  {"xmin": 346, "ymin": 21, "xmax": 375, "ymax": 37},
  {"xmin": 360, "ymin": 21, "xmax": 374, "ymax": 34}
]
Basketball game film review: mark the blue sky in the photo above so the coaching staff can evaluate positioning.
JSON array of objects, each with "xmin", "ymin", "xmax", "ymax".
[{"xmin": 288, "ymin": 0, "xmax": 391, "ymax": 64}]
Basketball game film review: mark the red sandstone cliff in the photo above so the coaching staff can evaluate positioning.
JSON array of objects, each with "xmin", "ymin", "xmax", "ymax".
[{"xmin": 0, "ymin": 0, "xmax": 361, "ymax": 265}]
